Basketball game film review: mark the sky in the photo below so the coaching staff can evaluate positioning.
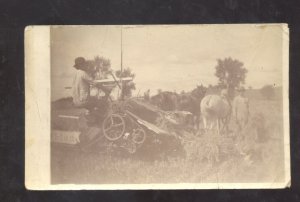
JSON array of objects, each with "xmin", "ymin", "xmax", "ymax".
[{"xmin": 51, "ymin": 25, "xmax": 284, "ymax": 100}]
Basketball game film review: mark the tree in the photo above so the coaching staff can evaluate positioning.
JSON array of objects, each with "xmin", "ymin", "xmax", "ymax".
[
  {"xmin": 115, "ymin": 67, "xmax": 136, "ymax": 98},
  {"xmin": 260, "ymin": 85, "xmax": 275, "ymax": 100},
  {"xmin": 87, "ymin": 56, "xmax": 111, "ymax": 79},
  {"xmin": 94, "ymin": 56, "xmax": 111, "ymax": 71},
  {"xmin": 215, "ymin": 57, "xmax": 248, "ymax": 99}
]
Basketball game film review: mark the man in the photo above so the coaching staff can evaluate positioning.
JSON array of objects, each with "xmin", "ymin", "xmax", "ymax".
[
  {"xmin": 72, "ymin": 57, "xmax": 106, "ymax": 144},
  {"xmin": 72, "ymin": 57, "xmax": 96, "ymax": 110},
  {"xmin": 220, "ymin": 88, "xmax": 231, "ymax": 133},
  {"xmin": 144, "ymin": 89, "xmax": 150, "ymax": 101},
  {"xmin": 233, "ymin": 87, "xmax": 250, "ymax": 133}
]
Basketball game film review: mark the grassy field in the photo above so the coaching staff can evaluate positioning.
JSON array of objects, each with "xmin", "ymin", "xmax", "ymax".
[{"xmin": 51, "ymin": 98, "xmax": 285, "ymax": 184}]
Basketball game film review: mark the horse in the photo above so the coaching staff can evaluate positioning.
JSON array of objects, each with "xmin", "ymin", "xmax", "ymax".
[
  {"xmin": 200, "ymin": 93, "xmax": 231, "ymax": 135},
  {"xmin": 177, "ymin": 85, "xmax": 207, "ymax": 130},
  {"xmin": 150, "ymin": 85, "xmax": 207, "ymax": 130},
  {"xmin": 150, "ymin": 91, "xmax": 178, "ymax": 111}
]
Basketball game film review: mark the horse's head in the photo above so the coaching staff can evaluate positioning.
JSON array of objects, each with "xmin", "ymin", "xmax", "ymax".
[
  {"xmin": 220, "ymin": 89, "xmax": 229, "ymax": 99},
  {"xmin": 191, "ymin": 85, "xmax": 207, "ymax": 100}
]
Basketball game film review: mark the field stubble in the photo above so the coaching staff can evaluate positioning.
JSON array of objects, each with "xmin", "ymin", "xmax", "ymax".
[{"xmin": 51, "ymin": 99, "xmax": 285, "ymax": 184}]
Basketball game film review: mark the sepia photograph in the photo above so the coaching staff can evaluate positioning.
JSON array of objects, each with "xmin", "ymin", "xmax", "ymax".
[{"xmin": 25, "ymin": 24, "xmax": 290, "ymax": 189}]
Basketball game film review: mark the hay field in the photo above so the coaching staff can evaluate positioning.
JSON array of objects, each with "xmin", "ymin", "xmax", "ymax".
[{"xmin": 51, "ymin": 98, "xmax": 285, "ymax": 184}]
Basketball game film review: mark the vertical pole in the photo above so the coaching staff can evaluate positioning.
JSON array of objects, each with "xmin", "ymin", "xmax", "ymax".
[{"xmin": 120, "ymin": 26, "xmax": 123, "ymax": 100}]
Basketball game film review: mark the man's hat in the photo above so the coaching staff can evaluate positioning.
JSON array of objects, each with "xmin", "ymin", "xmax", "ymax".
[{"xmin": 73, "ymin": 57, "xmax": 86, "ymax": 69}]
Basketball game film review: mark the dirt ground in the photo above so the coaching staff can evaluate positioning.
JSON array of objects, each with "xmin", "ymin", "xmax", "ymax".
[{"xmin": 51, "ymin": 98, "xmax": 285, "ymax": 184}]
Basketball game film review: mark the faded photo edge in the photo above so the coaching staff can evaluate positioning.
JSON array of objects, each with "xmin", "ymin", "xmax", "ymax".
[{"xmin": 25, "ymin": 24, "xmax": 290, "ymax": 190}]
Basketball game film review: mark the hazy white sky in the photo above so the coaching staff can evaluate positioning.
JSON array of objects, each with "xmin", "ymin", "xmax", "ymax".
[{"xmin": 51, "ymin": 25, "xmax": 284, "ymax": 100}]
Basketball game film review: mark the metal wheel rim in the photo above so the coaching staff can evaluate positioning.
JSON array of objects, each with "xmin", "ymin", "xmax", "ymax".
[
  {"xmin": 132, "ymin": 128, "xmax": 146, "ymax": 144},
  {"xmin": 102, "ymin": 114, "xmax": 125, "ymax": 141}
]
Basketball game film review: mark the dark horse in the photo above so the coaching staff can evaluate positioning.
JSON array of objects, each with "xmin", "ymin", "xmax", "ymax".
[
  {"xmin": 177, "ymin": 85, "xmax": 207, "ymax": 129},
  {"xmin": 150, "ymin": 85, "xmax": 207, "ymax": 130},
  {"xmin": 150, "ymin": 91, "xmax": 179, "ymax": 111}
]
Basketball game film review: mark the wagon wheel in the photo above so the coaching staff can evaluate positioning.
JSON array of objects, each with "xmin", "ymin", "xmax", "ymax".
[
  {"xmin": 102, "ymin": 114, "xmax": 125, "ymax": 141},
  {"xmin": 132, "ymin": 128, "xmax": 146, "ymax": 144}
]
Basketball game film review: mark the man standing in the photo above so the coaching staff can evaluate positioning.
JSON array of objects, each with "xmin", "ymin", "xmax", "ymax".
[
  {"xmin": 233, "ymin": 87, "xmax": 250, "ymax": 133},
  {"xmin": 144, "ymin": 89, "xmax": 150, "ymax": 101}
]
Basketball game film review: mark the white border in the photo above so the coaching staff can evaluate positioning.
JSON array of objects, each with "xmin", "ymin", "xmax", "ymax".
[
  {"xmin": 25, "ymin": 24, "xmax": 290, "ymax": 190},
  {"xmin": 25, "ymin": 26, "xmax": 51, "ymax": 189},
  {"xmin": 282, "ymin": 24, "xmax": 291, "ymax": 186}
]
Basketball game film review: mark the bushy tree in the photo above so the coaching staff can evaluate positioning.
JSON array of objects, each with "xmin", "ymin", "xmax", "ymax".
[
  {"xmin": 115, "ymin": 68, "xmax": 136, "ymax": 98},
  {"xmin": 94, "ymin": 56, "xmax": 111, "ymax": 71},
  {"xmin": 260, "ymin": 85, "xmax": 275, "ymax": 100},
  {"xmin": 86, "ymin": 56, "xmax": 111, "ymax": 79},
  {"xmin": 215, "ymin": 57, "xmax": 248, "ymax": 99}
]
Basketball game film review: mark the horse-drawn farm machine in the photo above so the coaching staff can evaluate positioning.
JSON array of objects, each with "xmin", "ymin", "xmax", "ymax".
[{"xmin": 51, "ymin": 72, "xmax": 184, "ymax": 157}]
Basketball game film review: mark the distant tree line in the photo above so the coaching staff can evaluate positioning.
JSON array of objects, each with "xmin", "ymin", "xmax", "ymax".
[{"xmin": 260, "ymin": 85, "xmax": 275, "ymax": 100}]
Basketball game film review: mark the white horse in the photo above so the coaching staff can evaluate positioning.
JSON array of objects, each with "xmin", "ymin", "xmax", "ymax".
[{"xmin": 200, "ymin": 93, "xmax": 231, "ymax": 135}]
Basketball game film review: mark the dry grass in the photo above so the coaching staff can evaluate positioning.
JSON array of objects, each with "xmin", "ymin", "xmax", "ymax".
[{"xmin": 51, "ymin": 98, "xmax": 285, "ymax": 184}]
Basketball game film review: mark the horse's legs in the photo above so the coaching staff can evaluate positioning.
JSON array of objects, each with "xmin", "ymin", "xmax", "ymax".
[
  {"xmin": 208, "ymin": 119, "xmax": 213, "ymax": 130},
  {"xmin": 221, "ymin": 117, "xmax": 230, "ymax": 136},
  {"xmin": 203, "ymin": 116, "xmax": 207, "ymax": 131},
  {"xmin": 217, "ymin": 119, "xmax": 220, "ymax": 135},
  {"xmin": 195, "ymin": 115, "xmax": 200, "ymax": 131},
  {"xmin": 221, "ymin": 118, "xmax": 226, "ymax": 135},
  {"xmin": 192, "ymin": 116, "xmax": 196, "ymax": 130},
  {"xmin": 209, "ymin": 120, "xmax": 213, "ymax": 133}
]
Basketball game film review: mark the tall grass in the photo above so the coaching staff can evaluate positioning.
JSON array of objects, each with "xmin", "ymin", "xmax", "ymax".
[{"xmin": 51, "ymin": 99, "xmax": 285, "ymax": 184}]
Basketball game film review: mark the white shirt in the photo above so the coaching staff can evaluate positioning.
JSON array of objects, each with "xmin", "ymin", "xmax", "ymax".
[{"xmin": 72, "ymin": 69, "xmax": 93, "ymax": 106}]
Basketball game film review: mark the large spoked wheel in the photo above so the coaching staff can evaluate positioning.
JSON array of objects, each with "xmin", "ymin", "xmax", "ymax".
[
  {"xmin": 132, "ymin": 128, "xmax": 146, "ymax": 144},
  {"xmin": 102, "ymin": 114, "xmax": 126, "ymax": 141}
]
